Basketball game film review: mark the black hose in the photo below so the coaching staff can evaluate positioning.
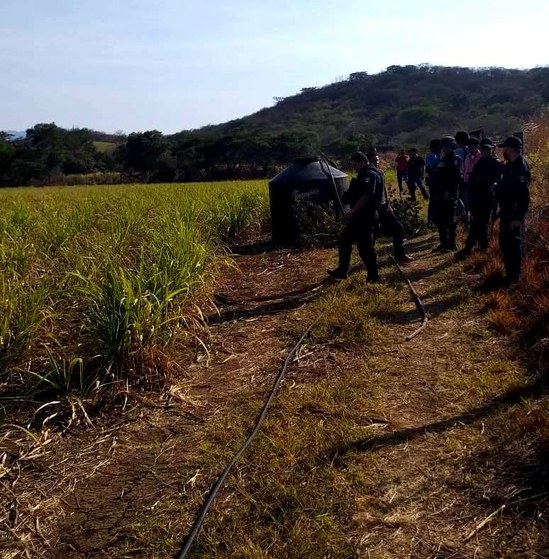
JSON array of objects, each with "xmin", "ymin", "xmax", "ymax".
[
  {"xmin": 391, "ymin": 256, "xmax": 428, "ymax": 341},
  {"xmin": 175, "ymin": 291, "xmax": 336, "ymax": 558},
  {"xmin": 319, "ymin": 152, "xmax": 345, "ymax": 213}
]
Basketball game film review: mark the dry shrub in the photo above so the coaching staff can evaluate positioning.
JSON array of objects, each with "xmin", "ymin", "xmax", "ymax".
[{"xmin": 484, "ymin": 291, "xmax": 521, "ymax": 333}]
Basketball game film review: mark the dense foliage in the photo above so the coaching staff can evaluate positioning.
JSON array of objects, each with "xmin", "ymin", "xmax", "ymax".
[{"xmin": 1, "ymin": 65, "xmax": 548, "ymax": 185}]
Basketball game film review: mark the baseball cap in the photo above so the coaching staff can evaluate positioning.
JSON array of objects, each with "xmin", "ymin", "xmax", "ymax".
[{"xmin": 497, "ymin": 136, "xmax": 522, "ymax": 149}]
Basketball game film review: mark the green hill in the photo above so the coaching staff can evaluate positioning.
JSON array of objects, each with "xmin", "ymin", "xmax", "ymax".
[{"xmin": 172, "ymin": 65, "xmax": 549, "ymax": 155}]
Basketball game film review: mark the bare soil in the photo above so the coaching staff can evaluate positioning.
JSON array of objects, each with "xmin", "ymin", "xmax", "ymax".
[{"xmin": 2, "ymin": 236, "xmax": 547, "ymax": 558}]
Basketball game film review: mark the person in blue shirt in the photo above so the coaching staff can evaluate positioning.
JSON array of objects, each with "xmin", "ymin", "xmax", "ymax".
[{"xmin": 425, "ymin": 139, "xmax": 441, "ymax": 222}]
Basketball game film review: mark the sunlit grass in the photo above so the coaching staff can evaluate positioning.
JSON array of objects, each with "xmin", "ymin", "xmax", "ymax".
[{"xmin": 0, "ymin": 181, "xmax": 270, "ymax": 408}]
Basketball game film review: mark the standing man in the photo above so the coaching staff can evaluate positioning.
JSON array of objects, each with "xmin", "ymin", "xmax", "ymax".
[
  {"xmin": 455, "ymin": 138, "xmax": 502, "ymax": 259},
  {"xmin": 429, "ymin": 136, "xmax": 462, "ymax": 252},
  {"xmin": 368, "ymin": 147, "xmax": 414, "ymax": 263},
  {"xmin": 407, "ymin": 149, "xmax": 429, "ymax": 201},
  {"xmin": 494, "ymin": 136, "xmax": 531, "ymax": 285},
  {"xmin": 394, "ymin": 149, "xmax": 409, "ymax": 197},
  {"xmin": 328, "ymin": 151, "xmax": 383, "ymax": 282}
]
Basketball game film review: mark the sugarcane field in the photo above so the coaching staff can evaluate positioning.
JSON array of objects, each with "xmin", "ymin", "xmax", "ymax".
[{"xmin": 1, "ymin": 3, "xmax": 549, "ymax": 558}]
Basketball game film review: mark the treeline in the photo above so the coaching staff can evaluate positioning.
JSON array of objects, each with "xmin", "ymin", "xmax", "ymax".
[
  {"xmin": 0, "ymin": 124, "xmax": 348, "ymax": 185},
  {"xmin": 2, "ymin": 65, "xmax": 548, "ymax": 186},
  {"xmin": 0, "ymin": 125, "xmax": 123, "ymax": 186}
]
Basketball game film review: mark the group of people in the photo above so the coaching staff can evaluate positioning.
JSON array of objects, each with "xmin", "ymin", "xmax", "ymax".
[
  {"xmin": 328, "ymin": 132, "xmax": 531, "ymax": 287},
  {"xmin": 395, "ymin": 148, "xmax": 430, "ymax": 201}
]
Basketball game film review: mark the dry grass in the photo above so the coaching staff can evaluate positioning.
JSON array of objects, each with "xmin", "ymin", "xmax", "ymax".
[{"xmin": 1, "ymin": 116, "xmax": 548, "ymax": 557}]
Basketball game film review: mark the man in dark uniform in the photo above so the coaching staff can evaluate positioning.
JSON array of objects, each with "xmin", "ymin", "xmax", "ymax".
[
  {"xmin": 328, "ymin": 151, "xmax": 383, "ymax": 282},
  {"xmin": 429, "ymin": 136, "xmax": 462, "ymax": 252},
  {"xmin": 367, "ymin": 147, "xmax": 414, "ymax": 263},
  {"xmin": 455, "ymin": 138, "xmax": 502, "ymax": 260},
  {"xmin": 494, "ymin": 136, "xmax": 531, "ymax": 285},
  {"xmin": 406, "ymin": 148, "xmax": 429, "ymax": 201}
]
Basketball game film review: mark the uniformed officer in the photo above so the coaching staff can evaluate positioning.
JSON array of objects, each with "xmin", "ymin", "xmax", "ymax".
[
  {"xmin": 455, "ymin": 138, "xmax": 502, "ymax": 259},
  {"xmin": 328, "ymin": 151, "xmax": 383, "ymax": 282},
  {"xmin": 494, "ymin": 136, "xmax": 531, "ymax": 285},
  {"xmin": 429, "ymin": 136, "xmax": 462, "ymax": 252},
  {"xmin": 366, "ymin": 147, "xmax": 414, "ymax": 263}
]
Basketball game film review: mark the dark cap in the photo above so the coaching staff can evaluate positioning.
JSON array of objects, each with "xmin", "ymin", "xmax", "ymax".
[
  {"xmin": 429, "ymin": 138, "xmax": 442, "ymax": 151},
  {"xmin": 441, "ymin": 135, "xmax": 457, "ymax": 148},
  {"xmin": 467, "ymin": 137, "xmax": 480, "ymax": 146},
  {"xmin": 455, "ymin": 131, "xmax": 469, "ymax": 144},
  {"xmin": 480, "ymin": 137, "xmax": 495, "ymax": 149},
  {"xmin": 367, "ymin": 146, "xmax": 378, "ymax": 156},
  {"xmin": 350, "ymin": 151, "xmax": 368, "ymax": 163},
  {"xmin": 497, "ymin": 136, "xmax": 522, "ymax": 149}
]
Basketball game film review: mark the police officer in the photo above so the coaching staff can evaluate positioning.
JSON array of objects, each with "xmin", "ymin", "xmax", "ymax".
[
  {"xmin": 328, "ymin": 151, "xmax": 383, "ymax": 282},
  {"xmin": 455, "ymin": 138, "xmax": 502, "ymax": 259},
  {"xmin": 367, "ymin": 147, "xmax": 414, "ymax": 263},
  {"xmin": 494, "ymin": 136, "xmax": 531, "ymax": 285},
  {"xmin": 429, "ymin": 136, "xmax": 462, "ymax": 252}
]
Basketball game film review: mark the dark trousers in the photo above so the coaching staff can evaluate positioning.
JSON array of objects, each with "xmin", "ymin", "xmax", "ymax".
[
  {"xmin": 379, "ymin": 205, "xmax": 406, "ymax": 258},
  {"xmin": 463, "ymin": 203, "xmax": 491, "ymax": 252},
  {"xmin": 432, "ymin": 200, "xmax": 457, "ymax": 249},
  {"xmin": 397, "ymin": 171, "xmax": 407, "ymax": 194},
  {"xmin": 407, "ymin": 175, "xmax": 429, "ymax": 201},
  {"xmin": 499, "ymin": 221, "xmax": 525, "ymax": 282},
  {"xmin": 338, "ymin": 219, "xmax": 379, "ymax": 280},
  {"xmin": 458, "ymin": 182, "xmax": 470, "ymax": 215}
]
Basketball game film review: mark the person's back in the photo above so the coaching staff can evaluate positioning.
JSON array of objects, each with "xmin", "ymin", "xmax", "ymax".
[
  {"xmin": 430, "ymin": 137, "xmax": 462, "ymax": 252},
  {"xmin": 407, "ymin": 152, "xmax": 424, "ymax": 177},
  {"xmin": 395, "ymin": 152, "xmax": 409, "ymax": 172},
  {"xmin": 395, "ymin": 150, "xmax": 409, "ymax": 195},
  {"xmin": 430, "ymin": 151, "xmax": 461, "ymax": 200},
  {"xmin": 455, "ymin": 138, "xmax": 502, "ymax": 259},
  {"xmin": 469, "ymin": 154, "xmax": 501, "ymax": 207},
  {"xmin": 495, "ymin": 155, "xmax": 530, "ymax": 223}
]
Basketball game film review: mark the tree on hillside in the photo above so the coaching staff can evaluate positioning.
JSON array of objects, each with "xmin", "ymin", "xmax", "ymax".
[
  {"xmin": 0, "ymin": 133, "xmax": 16, "ymax": 185},
  {"xmin": 117, "ymin": 130, "xmax": 169, "ymax": 181}
]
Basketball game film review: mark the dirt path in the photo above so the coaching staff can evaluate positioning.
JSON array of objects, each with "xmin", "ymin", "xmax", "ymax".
[
  {"xmin": 45, "ymin": 246, "xmax": 335, "ymax": 558},
  {"xmin": 3, "ymin": 237, "xmax": 547, "ymax": 558}
]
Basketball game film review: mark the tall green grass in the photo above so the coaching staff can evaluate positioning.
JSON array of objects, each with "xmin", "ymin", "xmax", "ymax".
[{"xmin": 0, "ymin": 181, "xmax": 270, "ymax": 409}]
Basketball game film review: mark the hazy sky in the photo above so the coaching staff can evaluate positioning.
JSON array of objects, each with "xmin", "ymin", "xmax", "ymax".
[{"xmin": 1, "ymin": 0, "xmax": 548, "ymax": 134}]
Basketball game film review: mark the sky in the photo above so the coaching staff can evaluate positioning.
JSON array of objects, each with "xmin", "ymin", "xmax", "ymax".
[{"xmin": 1, "ymin": 0, "xmax": 548, "ymax": 135}]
